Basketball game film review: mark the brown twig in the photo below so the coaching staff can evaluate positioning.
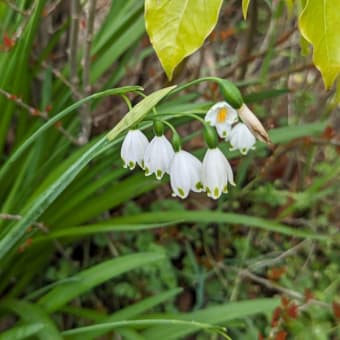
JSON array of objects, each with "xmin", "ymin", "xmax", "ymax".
[
  {"xmin": 310, "ymin": 138, "xmax": 340, "ymax": 147},
  {"xmin": 43, "ymin": 0, "xmax": 63, "ymax": 16},
  {"xmin": 224, "ymin": 27, "xmax": 296, "ymax": 78},
  {"xmin": 0, "ymin": 87, "xmax": 80, "ymax": 145},
  {"xmin": 250, "ymin": 240, "xmax": 309, "ymax": 269},
  {"xmin": 239, "ymin": 269, "xmax": 330, "ymax": 308},
  {"xmin": 0, "ymin": 213, "xmax": 70, "ymax": 258},
  {"xmin": 78, "ymin": 0, "xmax": 97, "ymax": 145},
  {"xmin": 0, "ymin": 213, "xmax": 47, "ymax": 231},
  {"xmin": 40, "ymin": 60, "xmax": 82, "ymax": 98},
  {"xmin": 69, "ymin": 0, "xmax": 80, "ymax": 88},
  {"xmin": 269, "ymin": 63, "xmax": 314, "ymax": 81}
]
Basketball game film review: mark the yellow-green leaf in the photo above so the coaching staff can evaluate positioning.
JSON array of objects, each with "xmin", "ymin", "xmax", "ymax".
[
  {"xmin": 299, "ymin": 0, "xmax": 340, "ymax": 88},
  {"xmin": 145, "ymin": 0, "xmax": 223, "ymax": 80},
  {"xmin": 242, "ymin": 0, "xmax": 251, "ymax": 19}
]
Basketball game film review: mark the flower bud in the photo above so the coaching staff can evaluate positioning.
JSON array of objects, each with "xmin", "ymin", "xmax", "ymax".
[
  {"xmin": 217, "ymin": 79, "xmax": 243, "ymax": 109},
  {"xmin": 237, "ymin": 104, "xmax": 272, "ymax": 145},
  {"xmin": 203, "ymin": 125, "xmax": 218, "ymax": 149}
]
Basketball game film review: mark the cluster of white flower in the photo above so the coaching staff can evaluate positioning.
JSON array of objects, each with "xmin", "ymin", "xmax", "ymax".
[
  {"xmin": 205, "ymin": 101, "xmax": 256, "ymax": 155},
  {"xmin": 120, "ymin": 101, "xmax": 258, "ymax": 200}
]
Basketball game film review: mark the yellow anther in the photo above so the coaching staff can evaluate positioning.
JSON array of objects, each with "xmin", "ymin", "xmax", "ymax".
[{"xmin": 217, "ymin": 107, "xmax": 228, "ymax": 123}]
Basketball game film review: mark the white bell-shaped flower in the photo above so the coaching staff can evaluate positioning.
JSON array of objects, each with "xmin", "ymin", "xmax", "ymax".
[
  {"xmin": 230, "ymin": 123, "xmax": 256, "ymax": 155},
  {"xmin": 205, "ymin": 101, "xmax": 238, "ymax": 139},
  {"xmin": 169, "ymin": 150, "xmax": 203, "ymax": 199},
  {"xmin": 201, "ymin": 148, "xmax": 235, "ymax": 199},
  {"xmin": 121, "ymin": 129, "xmax": 149, "ymax": 170},
  {"xmin": 144, "ymin": 135, "xmax": 175, "ymax": 179}
]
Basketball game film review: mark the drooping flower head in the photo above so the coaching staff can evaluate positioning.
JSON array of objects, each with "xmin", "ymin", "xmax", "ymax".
[
  {"xmin": 144, "ymin": 135, "xmax": 175, "ymax": 180},
  {"xmin": 230, "ymin": 123, "xmax": 256, "ymax": 155},
  {"xmin": 121, "ymin": 129, "xmax": 149, "ymax": 170},
  {"xmin": 170, "ymin": 150, "xmax": 203, "ymax": 199},
  {"xmin": 205, "ymin": 101, "xmax": 238, "ymax": 139},
  {"xmin": 201, "ymin": 147, "xmax": 235, "ymax": 199}
]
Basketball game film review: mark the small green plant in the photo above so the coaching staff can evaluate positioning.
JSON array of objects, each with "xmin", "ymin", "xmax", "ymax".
[{"xmin": 0, "ymin": 1, "xmax": 338, "ymax": 339}]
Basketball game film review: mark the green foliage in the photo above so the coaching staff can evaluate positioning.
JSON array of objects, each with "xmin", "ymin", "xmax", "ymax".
[
  {"xmin": 0, "ymin": 1, "xmax": 338, "ymax": 339},
  {"xmin": 38, "ymin": 253, "xmax": 165, "ymax": 312},
  {"xmin": 145, "ymin": 0, "xmax": 223, "ymax": 80},
  {"xmin": 299, "ymin": 0, "xmax": 340, "ymax": 88}
]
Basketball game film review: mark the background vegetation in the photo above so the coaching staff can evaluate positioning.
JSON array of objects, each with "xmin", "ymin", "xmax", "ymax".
[{"xmin": 0, "ymin": 0, "xmax": 339, "ymax": 339}]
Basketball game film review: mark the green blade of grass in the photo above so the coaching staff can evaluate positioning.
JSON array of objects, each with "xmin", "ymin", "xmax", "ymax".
[
  {"xmin": 0, "ymin": 323, "xmax": 44, "ymax": 340},
  {"xmin": 104, "ymin": 211, "xmax": 328, "ymax": 240},
  {"xmin": 66, "ymin": 288, "xmax": 183, "ymax": 340},
  {"xmin": 142, "ymin": 298, "xmax": 279, "ymax": 339},
  {"xmin": 0, "ymin": 299, "xmax": 62, "ymax": 340},
  {"xmin": 62, "ymin": 319, "xmax": 230, "ymax": 339},
  {"xmin": 33, "ymin": 222, "xmax": 173, "ymax": 243},
  {"xmin": 38, "ymin": 252, "xmax": 165, "ymax": 312}
]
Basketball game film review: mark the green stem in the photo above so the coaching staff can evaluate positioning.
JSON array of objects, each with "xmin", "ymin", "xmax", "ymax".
[{"xmin": 120, "ymin": 94, "xmax": 133, "ymax": 111}]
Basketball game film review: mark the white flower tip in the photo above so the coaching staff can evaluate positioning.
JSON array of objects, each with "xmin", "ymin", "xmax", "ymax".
[
  {"xmin": 123, "ymin": 160, "xmax": 136, "ymax": 170},
  {"xmin": 240, "ymin": 148, "xmax": 248, "ymax": 155},
  {"xmin": 206, "ymin": 187, "xmax": 221, "ymax": 200},
  {"xmin": 176, "ymin": 187, "xmax": 188, "ymax": 199},
  {"xmin": 194, "ymin": 182, "xmax": 204, "ymax": 192},
  {"xmin": 144, "ymin": 167, "xmax": 151, "ymax": 176},
  {"xmin": 128, "ymin": 161, "xmax": 136, "ymax": 170},
  {"xmin": 155, "ymin": 169, "xmax": 164, "ymax": 180}
]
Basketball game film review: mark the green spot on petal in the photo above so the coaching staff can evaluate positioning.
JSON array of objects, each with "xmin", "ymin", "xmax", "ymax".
[
  {"xmin": 223, "ymin": 185, "xmax": 228, "ymax": 193},
  {"xmin": 178, "ymin": 188, "xmax": 185, "ymax": 198},
  {"xmin": 128, "ymin": 161, "xmax": 135, "ymax": 169},
  {"xmin": 195, "ymin": 182, "xmax": 203, "ymax": 190},
  {"xmin": 156, "ymin": 169, "xmax": 163, "ymax": 178},
  {"xmin": 145, "ymin": 167, "xmax": 150, "ymax": 175},
  {"xmin": 213, "ymin": 187, "xmax": 219, "ymax": 198}
]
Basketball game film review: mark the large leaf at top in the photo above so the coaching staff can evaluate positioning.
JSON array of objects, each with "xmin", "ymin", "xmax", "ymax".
[
  {"xmin": 145, "ymin": 0, "xmax": 223, "ymax": 80},
  {"xmin": 299, "ymin": 0, "xmax": 340, "ymax": 88}
]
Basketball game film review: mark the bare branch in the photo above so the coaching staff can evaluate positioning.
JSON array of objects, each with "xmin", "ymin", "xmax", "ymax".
[
  {"xmin": 78, "ymin": 0, "xmax": 97, "ymax": 145},
  {"xmin": 0, "ymin": 87, "xmax": 80, "ymax": 145}
]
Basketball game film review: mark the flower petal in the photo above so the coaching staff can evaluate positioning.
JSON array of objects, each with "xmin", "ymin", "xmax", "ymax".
[
  {"xmin": 121, "ymin": 130, "xmax": 149, "ymax": 170},
  {"xmin": 170, "ymin": 150, "xmax": 202, "ymax": 199},
  {"xmin": 230, "ymin": 123, "xmax": 256, "ymax": 154},
  {"xmin": 143, "ymin": 135, "xmax": 174, "ymax": 179},
  {"xmin": 201, "ymin": 148, "xmax": 234, "ymax": 199}
]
